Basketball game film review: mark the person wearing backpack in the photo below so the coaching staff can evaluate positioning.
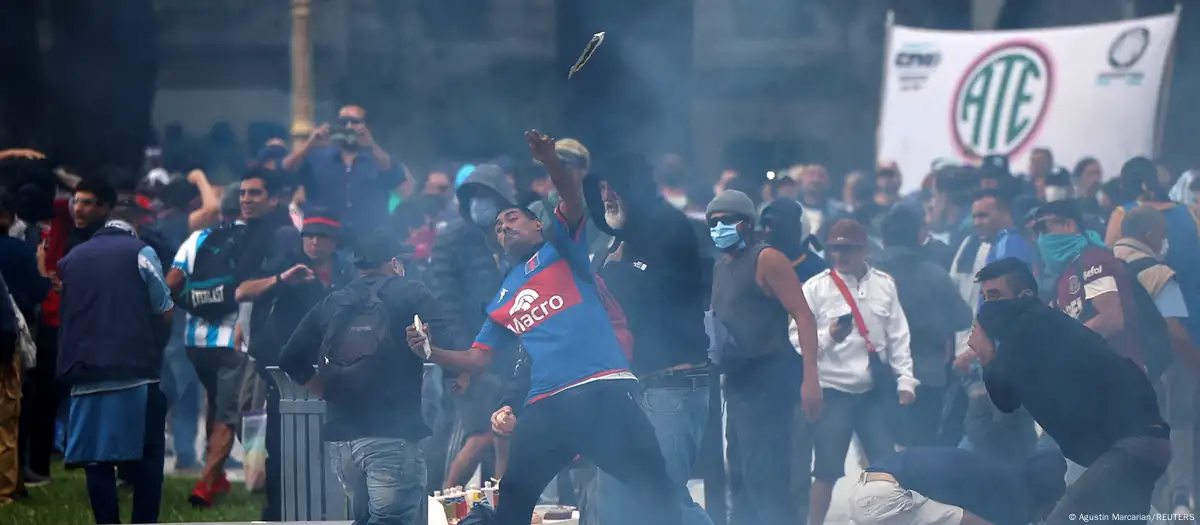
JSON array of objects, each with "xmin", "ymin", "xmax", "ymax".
[
  {"xmin": 165, "ymin": 217, "xmax": 249, "ymax": 507},
  {"xmin": 279, "ymin": 233, "xmax": 450, "ymax": 525},
  {"xmin": 1113, "ymin": 205, "xmax": 1200, "ymax": 516}
]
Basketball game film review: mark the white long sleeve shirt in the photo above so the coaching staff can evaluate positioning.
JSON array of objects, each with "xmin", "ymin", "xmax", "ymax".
[{"xmin": 791, "ymin": 267, "xmax": 918, "ymax": 395}]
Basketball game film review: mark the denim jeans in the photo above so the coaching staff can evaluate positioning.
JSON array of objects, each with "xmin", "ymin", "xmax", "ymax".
[
  {"xmin": 593, "ymin": 385, "xmax": 714, "ymax": 525},
  {"xmin": 159, "ymin": 327, "xmax": 200, "ymax": 468},
  {"xmin": 330, "ymin": 437, "xmax": 428, "ymax": 525}
]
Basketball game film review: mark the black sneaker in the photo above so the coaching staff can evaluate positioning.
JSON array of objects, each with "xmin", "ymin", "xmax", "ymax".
[{"xmin": 22, "ymin": 471, "xmax": 50, "ymax": 488}]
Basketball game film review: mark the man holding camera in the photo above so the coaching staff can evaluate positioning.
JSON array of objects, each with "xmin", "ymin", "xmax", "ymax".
[{"xmin": 282, "ymin": 104, "xmax": 394, "ymax": 234}]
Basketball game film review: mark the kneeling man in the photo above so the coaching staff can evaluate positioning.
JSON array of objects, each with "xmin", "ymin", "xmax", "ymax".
[{"xmin": 850, "ymin": 447, "xmax": 1066, "ymax": 525}]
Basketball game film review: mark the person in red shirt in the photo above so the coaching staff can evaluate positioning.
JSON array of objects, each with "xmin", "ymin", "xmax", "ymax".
[
  {"xmin": 1032, "ymin": 200, "xmax": 1143, "ymax": 366},
  {"xmin": 28, "ymin": 178, "xmax": 117, "ymax": 484}
]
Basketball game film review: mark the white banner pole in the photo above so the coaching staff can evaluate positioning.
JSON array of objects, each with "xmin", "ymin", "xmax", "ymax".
[{"xmin": 875, "ymin": 10, "xmax": 896, "ymax": 170}]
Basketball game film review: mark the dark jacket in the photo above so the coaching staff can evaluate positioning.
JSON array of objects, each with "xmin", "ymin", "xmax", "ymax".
[
  {"xmin": 874, "ymin": 246, "xmax": 973, "ymax": 388},
  {"xmin": 0, "ymin": 272, "xmax": 15, "ymax": 366},
  {"xmin": 279, "ymin": 274, "xmax": 451, "ymax": 442},
  {"xmin": 978, "ymin": 297, "xmax": 1167, "ymax": 467},
  {"xmin": 584, "ymin": 160, "xmax": 710, "ymax": 375},
  {"xmin": 57, "ymin": 227, "xmax": 163, "ymax": 384},
  {"xmin": 244, "ymin": 208, "xmax": 318, "ymax": 367},
  {"xmin": 430, "ymin": 167, "xmax": 514, "ymax": 371},
  {"xmin": 0, "ymin": 235, "xmax": 49, "ymax": 319}
]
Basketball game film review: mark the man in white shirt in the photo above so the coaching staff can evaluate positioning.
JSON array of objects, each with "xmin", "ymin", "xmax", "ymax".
[
  {"xmin": 795, "ymin": 219, "xmax": 917, "ymax": 525},
  {"xmin": 165, "ymin": 225, "xmax": 247, "ymax": 507}
]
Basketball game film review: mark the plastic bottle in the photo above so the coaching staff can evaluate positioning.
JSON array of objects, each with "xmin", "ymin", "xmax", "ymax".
[
  {"xmin": 453, "ymin": 486, "xmax": 470, "ymax": 518},
  {"xmin": 482, "ymin": 481, "xmax": 496, "ymax": 508},
  {"xmin": 437, "ymin": 489, "xmax": 457, "ymax": 521}
]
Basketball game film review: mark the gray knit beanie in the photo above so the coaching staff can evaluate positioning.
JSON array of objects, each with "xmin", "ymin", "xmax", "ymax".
[{"xmin": 706, "ymin": 190, "xmax": 757, "ymax": 223}]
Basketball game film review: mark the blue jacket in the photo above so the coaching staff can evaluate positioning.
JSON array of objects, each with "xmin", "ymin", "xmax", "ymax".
[{"xmin": 57, "ymin": 226, "xmax": 170, "ymax": 385}]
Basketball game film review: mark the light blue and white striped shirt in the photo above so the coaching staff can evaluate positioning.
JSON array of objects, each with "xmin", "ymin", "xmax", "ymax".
[{"xmin": 172, "ymin": 228, "xmax": 238, "ymax": 349}]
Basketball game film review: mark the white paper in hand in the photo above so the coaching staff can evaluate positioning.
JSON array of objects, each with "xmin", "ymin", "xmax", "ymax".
[{"xmin": 413, "ymin": 315, "xmax": 432, "ymax": 359}]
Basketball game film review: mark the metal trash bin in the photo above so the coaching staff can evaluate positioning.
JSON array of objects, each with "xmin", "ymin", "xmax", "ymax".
[{"xmin": 267, "ymin": 366, "xmax": 349, "ymax": 521}]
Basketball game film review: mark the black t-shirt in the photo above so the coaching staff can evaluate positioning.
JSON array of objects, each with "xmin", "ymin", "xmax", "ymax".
[
  {"xmin": 246, "ymin": 223, "xmax": 316, "ymax": 366},
  {"xmin": 869, "ymin": 447, "xmax": 1035, "ymax": 525}
]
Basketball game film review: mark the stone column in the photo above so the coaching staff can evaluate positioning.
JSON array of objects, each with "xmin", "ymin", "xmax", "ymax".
[{"xmin": 290, "ymin": 0, "xmax": 315, "ymax": 149}]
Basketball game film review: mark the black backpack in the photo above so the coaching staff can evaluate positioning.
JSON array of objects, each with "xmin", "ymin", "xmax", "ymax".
[
  {"xmin": 1123, "ymin": 257, "xmax": 1174, "ymax": 380},
  {"xmin": 178, "ymin": 225, "xmax": 245, "ymax": 322},
  {"xmin": 317, "ymin": 278, "xmax": 396, "ymax": 401}
]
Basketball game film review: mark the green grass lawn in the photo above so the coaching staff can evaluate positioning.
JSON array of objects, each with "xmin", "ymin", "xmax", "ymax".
[{"xmin": 1, "ymin": 462, "xmax": 263, "ymax": 525}]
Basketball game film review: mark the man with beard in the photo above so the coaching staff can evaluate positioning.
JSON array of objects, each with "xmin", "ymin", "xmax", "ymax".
[
  {"xmin": 971, "ymin": 270, "xmax": 1170, "ymax": 524},
  {"xmin": 25, "ymin": 175, "xmax": 115, "ymax": 486},
  {"xmin": 427, "ymin": 163, "xmax": 516, "ymax": 491},
  {"xmin": 281, "ymin": 104, "xmax": 394, "ymax": 234},
  {"xmin": 231, "ymin": 168, "xmax": 318, "ymax": 520},
  {"xmin": 581, "ymin": 152, "xmax": 713, "ymax": 525},
  {"xmin": 707, "ymin": 190, "xmax": 822, "ymax": 525},
  {"xmin": 407, "ymin": 130, "xmax": 684, "ymax": 525}
]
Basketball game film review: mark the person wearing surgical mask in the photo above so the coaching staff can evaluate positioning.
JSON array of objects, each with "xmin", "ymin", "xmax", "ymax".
[
  {"xmin": 706, "ymin": 190, "xmax": 822, "ymax": 525},
  {"xmin": 425, "ymin": 163, "xmax": 519, "ymax": 491}
]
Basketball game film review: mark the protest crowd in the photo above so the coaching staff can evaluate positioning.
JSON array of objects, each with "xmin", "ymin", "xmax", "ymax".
[{"xmin": 3, "ymin": 13, "xmax": 1200, "ymax": 525}]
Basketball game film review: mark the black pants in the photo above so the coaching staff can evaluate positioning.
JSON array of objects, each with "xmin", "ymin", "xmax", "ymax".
[
  {"xmin": 901, "ymin": 384, "xmax": 946, "ymax": 447},
  {"xmin": 259, "ymin": 370, "xmax": 282, "ymax": 522},
  {"xmin": 496, "ymin": 380, "xmax": 681, "ymax": 525},
  {"xmin": 21, "ymin": 326, "xmax": 62, "ymax": 477},
  {"xmin": 1045, "ymin": 445, "xmax": 1168, "ymax": 525},
  {"xmin": 810, "ymin": 389, "xmax": 895, "ymax": 482},
  {"xmin": 724, "ymin": 352, "xmax": 801, "ymax": 525}
]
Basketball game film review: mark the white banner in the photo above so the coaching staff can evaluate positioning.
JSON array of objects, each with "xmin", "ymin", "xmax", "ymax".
[{"xmin": 878, "ymin": 12, "xmax": 1180, "ymax": 193}]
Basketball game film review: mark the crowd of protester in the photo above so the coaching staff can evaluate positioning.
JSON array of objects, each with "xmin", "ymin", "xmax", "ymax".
[{"xmin": 1, "ymin": 101, "xmax": 1200, "ymax": 525}]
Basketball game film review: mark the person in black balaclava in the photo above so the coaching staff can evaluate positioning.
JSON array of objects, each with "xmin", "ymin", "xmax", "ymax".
[
  {"xmin": 757, "ymin": 196, "xmax": 827, "ymax": 519},
  {"xmin": 760, "ymin": 197, "xmax": 828, "ymax": 283}
]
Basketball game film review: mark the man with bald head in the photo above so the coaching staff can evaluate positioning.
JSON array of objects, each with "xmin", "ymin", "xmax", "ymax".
[
  {"xmin": 1114, "ymin": 205, "xmax": 1200, "ymax": 516},
  {"xmin": 281, "ymin": 104, "xmax": 395, "ymax": 234}
]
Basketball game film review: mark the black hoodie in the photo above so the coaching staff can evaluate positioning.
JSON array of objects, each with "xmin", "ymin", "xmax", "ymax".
[
  {"xmin": 583, "ymin": 154, "xmax": 710, "ymax": 375},
  {"xmin": 429, "ymin": 165, "xmax": 515, "ymax": 374},
  {"xmin": 978, "ymin": 297, "xmax": 1166, "ymax": 467}
]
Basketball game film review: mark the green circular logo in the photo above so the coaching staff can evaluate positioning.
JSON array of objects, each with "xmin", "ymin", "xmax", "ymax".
[{"xmin": 951, "ymin": 42, "xmax": 1054, "ymax": 160}]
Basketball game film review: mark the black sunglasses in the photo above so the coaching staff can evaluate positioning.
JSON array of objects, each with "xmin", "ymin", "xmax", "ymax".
[{"xmin": 338, "ymin": 117, "xmax": 364, "ymax": 126}]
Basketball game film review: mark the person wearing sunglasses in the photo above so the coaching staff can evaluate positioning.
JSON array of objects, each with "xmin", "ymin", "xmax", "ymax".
[
  {"xmin": 1033, "ymin": 200, "xmax": 1143, "ymax": 367},
  {"xmin": 707, "ymin": 189, "xmax": 822, "ymax": 525},
  {"xmin": 280, "ymin": 104, "xmax": 395, "ymax": 235}
]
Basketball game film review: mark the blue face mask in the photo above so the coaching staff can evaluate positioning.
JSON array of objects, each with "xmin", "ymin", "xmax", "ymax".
[
  {"xmin": 1036, "ymin": 231, "xmax": 1106, "ymax": 278},
  {"xmin": 710, "ymin": 221, "xmax": 744, "ymax": 251},
  {"xmin": 469, "ymin": 199, "xmax": 498, "ymax": 227}
]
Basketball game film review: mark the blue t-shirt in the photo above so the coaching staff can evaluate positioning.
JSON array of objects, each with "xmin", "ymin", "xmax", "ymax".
[
  {"xmin": 472, "ymin": 207, "xmax": 632, "ymax": 403},
  {"xmin": 868, "ymin": 447, "xmax": 1035, "ymax": 525}
]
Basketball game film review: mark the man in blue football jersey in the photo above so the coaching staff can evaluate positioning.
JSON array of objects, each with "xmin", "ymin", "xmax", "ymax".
[{"xmin": 407, "ymin": 130, "xmax": 682, "ymax": 525}]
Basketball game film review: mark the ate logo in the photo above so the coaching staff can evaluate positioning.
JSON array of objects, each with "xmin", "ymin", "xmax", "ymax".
[{"xmin": 952, "ymin": 41, "xmax": 1054, "ymax": 160}]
